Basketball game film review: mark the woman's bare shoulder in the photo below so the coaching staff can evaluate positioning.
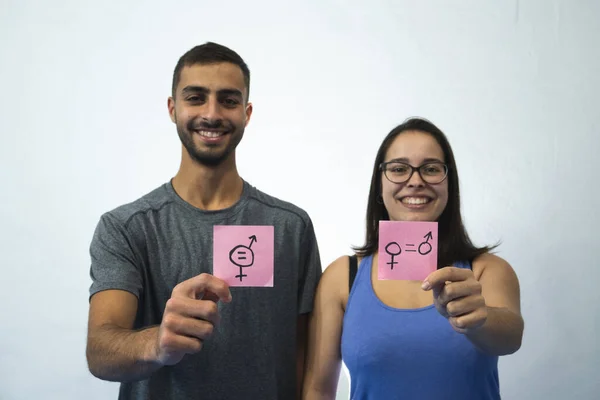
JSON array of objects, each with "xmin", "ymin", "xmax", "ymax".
[
  {"xmin": 317, "ymin": 254, "xmax": 360, "ymax": 300},
  {"xmin": 471, "ymin": 252, "xmax": 516, "ymax": 281}
]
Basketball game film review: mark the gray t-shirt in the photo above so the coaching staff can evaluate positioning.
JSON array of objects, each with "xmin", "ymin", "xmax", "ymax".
[{"xmin": 88, "ymin": 179, "xmax": 322, "ymax": 400}]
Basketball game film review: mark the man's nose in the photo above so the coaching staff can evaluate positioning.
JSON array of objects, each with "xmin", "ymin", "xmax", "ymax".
[{"xmin": 201, "ymin": 97, "xmax": 223, "ymax": 123}]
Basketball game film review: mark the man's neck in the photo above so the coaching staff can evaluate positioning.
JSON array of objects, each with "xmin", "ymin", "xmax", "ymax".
[{"xmin": 171, "ymin": 154, "xmax": 244, "ymax": 211}]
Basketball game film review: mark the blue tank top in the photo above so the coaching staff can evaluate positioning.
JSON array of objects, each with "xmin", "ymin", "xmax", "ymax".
[{"xmin": 341, "ymin": 255, "xmax": 500, "ymax": 400}]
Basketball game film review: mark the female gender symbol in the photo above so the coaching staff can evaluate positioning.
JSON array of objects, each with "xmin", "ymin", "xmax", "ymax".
[{"xmin": 384, "ymin": 242, "xmax": 402, "ymax": 270}]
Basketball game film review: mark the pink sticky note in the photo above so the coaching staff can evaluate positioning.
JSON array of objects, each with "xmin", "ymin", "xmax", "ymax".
[
  {"xmin": 378, "ymin": 221, "xmax": 438, "ymax": 281},
  {"xmin": 213, "ymin": 225, "xmax": 274, "ymax": 287}
]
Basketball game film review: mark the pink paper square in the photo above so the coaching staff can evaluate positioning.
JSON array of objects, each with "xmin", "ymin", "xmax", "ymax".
[
  {"xmin": 378, "ymin": 221, "xmax": 438, "ymax": 281},
  {"xmin": 213, "ymin": 225, "xmax": 274, "ymax": 287}
]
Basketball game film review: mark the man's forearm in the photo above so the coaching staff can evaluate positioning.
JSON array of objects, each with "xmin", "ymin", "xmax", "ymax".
[
  {"xmin": 86, "ymin": 324, "xmax": 163, "ymax": 382},
  {"xmin": 466, "ymin": 307, "xmax": 524, "ymax": 356}
]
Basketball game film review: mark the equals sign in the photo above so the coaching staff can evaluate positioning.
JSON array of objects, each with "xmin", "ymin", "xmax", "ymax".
[
  {"xmin": 405, "ymin": 244, "xmax": 417, "ymax": 253},
  {"xmin": 237, "ymin": 251, "xmax": 247, "ymax": 260}
]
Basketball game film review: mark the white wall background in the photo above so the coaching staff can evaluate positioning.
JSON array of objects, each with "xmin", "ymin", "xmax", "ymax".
[{"xmin": 1, "ymin": 0, "xmax": 598, "ymax": 399}]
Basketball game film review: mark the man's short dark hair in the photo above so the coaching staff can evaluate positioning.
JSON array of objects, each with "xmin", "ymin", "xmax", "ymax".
[{"xmin": 171, "ymin": 42, "xmax": 250, "ymax": 101}]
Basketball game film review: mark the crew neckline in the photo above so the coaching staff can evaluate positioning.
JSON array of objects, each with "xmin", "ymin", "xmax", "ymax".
[{"xmin": 165, "ymin": 178, "xmax": 251, "ymax": 222}]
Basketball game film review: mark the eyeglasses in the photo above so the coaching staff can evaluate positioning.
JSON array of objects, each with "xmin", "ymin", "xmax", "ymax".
[{"xmin": 379, "ymin": 161, "xmax": 448, "ymax": 184}]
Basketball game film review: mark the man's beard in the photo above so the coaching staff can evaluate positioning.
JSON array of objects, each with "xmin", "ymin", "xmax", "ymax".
[{"xmin": 176, "ymin": 117, "xmax": 243, "ymax": 167}]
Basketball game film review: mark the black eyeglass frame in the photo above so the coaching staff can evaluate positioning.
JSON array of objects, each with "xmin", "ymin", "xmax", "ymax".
[{"xmin": 379, "ymin": 161, "xmax": 449, "ymax": 184}]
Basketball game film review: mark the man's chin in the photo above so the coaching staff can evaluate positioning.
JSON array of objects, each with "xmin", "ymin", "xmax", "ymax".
[
  {"xmin": 187, "ymin": 149, "xmax": 231, "ymax": 167},
  {"xmin": 179, "ymin": 130, "xmax": 241, "ymax": 167}
]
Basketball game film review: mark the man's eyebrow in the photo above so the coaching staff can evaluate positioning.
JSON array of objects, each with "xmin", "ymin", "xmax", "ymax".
[
  {"xmin": 217, "ymin": 88, "xmax": 243, "ymax": 98},
  {"xmin": 181, "ymin": 85, "xmax": 208, "ymax": 95},
  {"xmin": 180, "ymin": 86, "xmax": 243, "ymax": 98}
]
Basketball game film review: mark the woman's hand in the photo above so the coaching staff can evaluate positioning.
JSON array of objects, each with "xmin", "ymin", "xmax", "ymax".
[{"xmin": 422, "ymin": 267, "xmax": 487, "ymax": 333}]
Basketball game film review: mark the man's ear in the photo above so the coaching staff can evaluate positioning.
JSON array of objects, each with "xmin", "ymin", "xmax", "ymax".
[
  {"xmin": 244, "ymin": 102, "xmax": 253, "ymax": 127},
  {"xmin": 168, "ymin": 96, "xmax": 176, "ymax": 123}
]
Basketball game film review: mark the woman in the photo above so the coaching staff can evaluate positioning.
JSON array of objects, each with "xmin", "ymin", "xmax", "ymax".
[{"xmin": 302, "ymin": 118, "xmax": 524, "ymax": 399}]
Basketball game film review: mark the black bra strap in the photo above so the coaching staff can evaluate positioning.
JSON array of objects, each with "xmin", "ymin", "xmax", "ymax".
[{"xmin": 348, "ymin": 255, "xmax": 358, "ymax": 291}]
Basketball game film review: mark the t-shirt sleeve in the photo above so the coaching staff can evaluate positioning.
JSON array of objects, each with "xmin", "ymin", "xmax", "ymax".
[
  {"xmin": 88, "ymin": 212, "xmax": 144, "ymax": 301},
  {"xmin": 297, "ymin": 216, "xmax": 323, "ymax": 314}
]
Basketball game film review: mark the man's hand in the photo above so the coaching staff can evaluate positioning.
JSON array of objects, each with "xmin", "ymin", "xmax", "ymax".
[
  {"xmin": 422, "ymin": 267, "xmax": 487, "ymax": 334},
  {"xmin": 153, "ymin": 273, "xmax": 232, "ymax": 366}
]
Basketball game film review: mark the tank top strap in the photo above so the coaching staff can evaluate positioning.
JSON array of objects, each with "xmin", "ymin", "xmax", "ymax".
[
  {"xmin": 346, "ymin": 254, "xmax": 374, "ymax": 312},
  {"xmin": 453, "ymin": 259, "xmax": 473, "ymax": 270}
]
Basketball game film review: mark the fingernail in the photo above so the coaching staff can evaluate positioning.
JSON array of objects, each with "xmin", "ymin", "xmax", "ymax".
[{"xmin": 421, "ymin": 281, "xmax": 431, "ymax": 290}]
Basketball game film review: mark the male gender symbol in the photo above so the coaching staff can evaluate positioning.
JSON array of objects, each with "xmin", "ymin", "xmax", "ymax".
[{"xmin": 418, "ymin": 232, "xmax": 433, "ymax": 255}]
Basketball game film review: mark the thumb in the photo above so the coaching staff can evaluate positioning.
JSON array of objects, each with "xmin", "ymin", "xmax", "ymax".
[
  {"xmin": 198, "ymin": 290, "xmax": 222, "ymax": 303},
  {"xmin": 431, "ymin": 281, "xmax": 446, "ymax": 299}
]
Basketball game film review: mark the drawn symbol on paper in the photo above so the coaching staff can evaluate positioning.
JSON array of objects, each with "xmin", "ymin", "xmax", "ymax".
[
  {"xmin": 384, "ymin": 242, "xmax": 402, "ymax": 270},
  {"xmin": 229, "ymin": 235, "xmax": 257, "ymax": 281},
  {"xmin": 418, "ymin": 232, "xmax": 433, "ymax": 255}
]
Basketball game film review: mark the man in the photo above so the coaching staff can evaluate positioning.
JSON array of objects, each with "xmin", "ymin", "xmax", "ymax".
[{"xmin": 86, "ymin": 42, "xmax": 322, "ymax": 400}]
